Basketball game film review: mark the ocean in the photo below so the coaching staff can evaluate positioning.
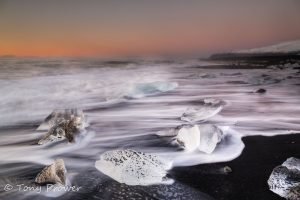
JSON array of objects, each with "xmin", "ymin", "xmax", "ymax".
[{"xmin": 0, "ymin": 57, "xmax": 299, "ymax": 199}]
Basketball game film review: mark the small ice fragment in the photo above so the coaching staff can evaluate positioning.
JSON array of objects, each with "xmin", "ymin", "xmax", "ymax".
[
  {"xmin": 126, "ymin": 81, "xmax": 178, "ymax": 98},
  {"xmin": 222, "ymin": 166, "xmax": 232, "ymax": 174},
  {"xmin": 203, "ymin": 98, "xmax": 223, "ymax": 105},
  {"xmin": 156, "ymin": 127, "xmax": 179, "ymax": 137},
  {"xmin": 35, "ymin": 159, "xmax": 67, "ymax": 185},
  {"xmin": 181, "ymin": 100, "xmax": 224, "ymax": 123}
]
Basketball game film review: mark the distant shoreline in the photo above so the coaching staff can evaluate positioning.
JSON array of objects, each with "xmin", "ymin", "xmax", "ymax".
[{"xmin": 208, "ymin": 51, "xmax": 300, "ymax": 61}]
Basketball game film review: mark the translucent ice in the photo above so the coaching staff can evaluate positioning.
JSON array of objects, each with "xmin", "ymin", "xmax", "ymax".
[
  {"xmin": 174, "ymin": 125, "xmax": 200, "ymax": 152},
  {"xmin": 181, "ymin": 100, "xmax": 224, "ymax": 123},
  {"xmin": 268, "ymin": 157, "xmax": 300, "ymax": 200},
  {"xmin": 95, "ymin": 149, "xmax": 173, "ymax": 186},
  {"xmin": 37, "ymin": 109, "xmax": 87, "ymax": 145},
  {"xmin": 127, "ymin": 81, "xmax": 178, "ymax": 98},
  {"xmin": 162, "ymin": 124, "xmax": 223, "ymax": 154},
  {"xmin": 198, "ymin": 124, "xmax": 223, "ymax": 154},
  {"xmin": 35, "ymin": 159, "xmax": 67, "ymax": 185}
]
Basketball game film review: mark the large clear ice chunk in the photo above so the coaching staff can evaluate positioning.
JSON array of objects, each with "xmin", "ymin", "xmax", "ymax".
[
  {"xmin": 160, "ymin": 124, "xmax": 224, "ymax": 154},
  {"xmin": 198, "ymin": 124, "xmax": 223, "ymax": 154},
  {"xmin": 174, "ymin": 125, "xmax": 201, "ymax": 152},
  {"xmin": 268, "ymin": 157, "xmax": 300, "ymax": 200},
  {"xmin": 95, "ymin": 149, "xmax": 173, "ymax": 186}
]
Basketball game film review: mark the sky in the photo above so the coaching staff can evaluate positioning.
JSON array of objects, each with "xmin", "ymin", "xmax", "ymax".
[{"xmin": 0, "ymin": 0, "xmax": 300, "ymax": 57}]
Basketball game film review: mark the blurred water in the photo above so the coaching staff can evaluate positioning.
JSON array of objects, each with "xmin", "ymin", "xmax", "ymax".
[{"xmin": 0, "ymin": 58, "xmax": 299, "ymax": 199}]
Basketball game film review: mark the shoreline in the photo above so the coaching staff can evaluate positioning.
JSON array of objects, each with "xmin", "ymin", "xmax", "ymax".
[{"xmin": 172, "ymin": 133, "xmax": 300, "ymax": 200}]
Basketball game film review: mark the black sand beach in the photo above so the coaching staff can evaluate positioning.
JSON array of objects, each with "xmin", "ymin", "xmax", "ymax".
[{"xmin": 172, "ymin": 133, "xmax": 300, "ymax": 200}]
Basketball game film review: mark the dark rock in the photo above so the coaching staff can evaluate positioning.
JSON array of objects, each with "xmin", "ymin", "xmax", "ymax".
[{"xmin": 256, "ymin": 88, "xmax": 267, "ymax": 94}]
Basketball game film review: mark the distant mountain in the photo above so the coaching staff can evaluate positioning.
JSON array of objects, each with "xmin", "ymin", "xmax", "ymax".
[
  {"xmin": 234, "ymin": 40, "xmax": 300, "ymax": 54},
  {"xmin": 209, "ymin": 40, "xmax": 300, "ymax": 60}
]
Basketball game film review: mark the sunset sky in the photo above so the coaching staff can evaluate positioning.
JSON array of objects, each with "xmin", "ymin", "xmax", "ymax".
[{"xmin": 1, "ymin": 0, "xmax": 300, "ymax": 57}]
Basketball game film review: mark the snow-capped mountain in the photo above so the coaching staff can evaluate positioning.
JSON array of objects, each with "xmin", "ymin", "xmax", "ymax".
[{"xmin": 235, "ymin": 40, "xmax": 300, "ymax": 54}]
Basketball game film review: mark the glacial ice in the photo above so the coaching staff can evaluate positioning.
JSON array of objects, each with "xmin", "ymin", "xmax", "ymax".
[
  {"xmin": 156, "ymin": 127, "xmax": 179, "ymax": 137},
  {"xmin": 181, "ymin": 100, "xmax": 224, "ymax": 123},
  {"xmin": 37, "ymin": 109, "xmax": 86, "ymax": 130},
  {"xmin": 203, "ymin": 98, "xmax": 223, "ymax": 105},
  {"xmin": 37, "ymin": 109, "xmax": 87, "ymax": 145},
  {"xmin": 35, "ymin": 159, "xmax": 67, "ymax": 185},
  {"xmin": 198, "ymin": 124, "xmax": 223, "ymax": 154},
  {"xmin": 126, "ymin": 81, "xmax": 178, "ymax": 98},
  {"xmin": 282, "ymin": 157, "xmax": 300, "ymax": 171},
  {"xmin": 95, "ymin": 149, "xmax": 173, "ymax": 186},
  {"xmin": 174, "ymin": 125, "xmax": 201, "ymax": 152},
  {"xmin": 161, "ymin": 124, "xmax": 223, "ymax": 154},
  {"xmin": 268, "ymin": 157, "xmax": 300, "ymax": 200}
]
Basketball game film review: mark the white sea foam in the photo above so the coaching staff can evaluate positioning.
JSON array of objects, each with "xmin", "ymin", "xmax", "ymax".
[
  {"xmin": 0, "ymin": 58, "xmax": 299, "ymax": 197},
  {"xmin": 0, "ymin": 59, "xmax": 175, "ymax": 127}
]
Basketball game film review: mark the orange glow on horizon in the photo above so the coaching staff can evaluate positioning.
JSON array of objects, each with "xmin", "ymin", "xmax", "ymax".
[{"xmin": 1, "ymin": 1, "xmax": 300, "ymax": 57}]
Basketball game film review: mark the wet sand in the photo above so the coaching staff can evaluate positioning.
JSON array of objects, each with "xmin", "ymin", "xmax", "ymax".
[{"xmin": 172, "ymin": 133, "xmax": 300, "ymax": 200}]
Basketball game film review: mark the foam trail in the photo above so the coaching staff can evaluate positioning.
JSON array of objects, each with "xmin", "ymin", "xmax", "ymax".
[
  {"xmin": 0, "ymin": 58, "xmax": 299, "ymax": 198},
  {"xmin": 155, "ymin": 127, "xmax": 245, "ymax": 167}
]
